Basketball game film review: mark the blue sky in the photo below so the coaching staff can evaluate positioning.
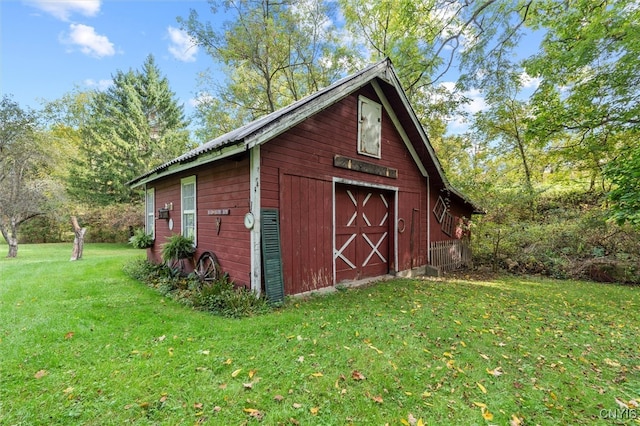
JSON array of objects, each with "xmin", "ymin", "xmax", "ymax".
[
  {"xmin": 1, "ymin": 0, "xmax": 217, "ymax": 116},
  {"xmin": 1, "ymin": 0, "xmax": 542, "ymax": 135}
]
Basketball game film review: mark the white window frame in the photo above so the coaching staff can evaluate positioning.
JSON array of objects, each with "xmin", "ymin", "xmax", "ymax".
[
  {"xmin": 181, "ymin": 176, "xmax": 197, "ymax": 245},
  {"xmin": 145, "ymin": 187, "xmax": 155, "ymax": 238},
  {"xmin": 433, "ymin": 196, "xmax": 447, "ymax": 223},
  {"xmin": 357, "ymin": 95, "xmax": 382, "ymax": 158}
]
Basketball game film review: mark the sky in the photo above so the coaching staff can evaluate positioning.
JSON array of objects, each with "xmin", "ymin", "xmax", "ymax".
[
  {"xmin": 1, "ymin": 0, "xmax": 541, "ymax": 135},
  {"xmin": 1, "ymin": 0, "xmax": 217, "ymax": 117}
]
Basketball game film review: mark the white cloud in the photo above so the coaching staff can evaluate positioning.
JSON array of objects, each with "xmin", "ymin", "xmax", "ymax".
[
  {"xmin": 436, "ymin": 82, "xmax": 489, "ymax": 135},
  {"xmin": 519, "ymin": 71, "xmax": 541, "ymax": 89},
  {"xmin": 84, "ymin": 78, "xmax": 112, "ymax": 91},
  {"xmin": 167, "ymin": 26, "xmax": 198, "ymax": 62},
  {"xmin": 25, "ymin": 0, "xmax": 101, "ymax": 21},
  {"xmin": 62, "ymin": 24, "xmax": 115, "ymax": 58}
]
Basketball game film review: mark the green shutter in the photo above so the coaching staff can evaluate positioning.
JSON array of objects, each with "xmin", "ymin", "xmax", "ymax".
[{"xmin": 261, "ymin": 208, "xmax": 284, "ymax": 304}]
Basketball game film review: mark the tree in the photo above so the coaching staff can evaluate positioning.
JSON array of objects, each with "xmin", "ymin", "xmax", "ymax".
[
  {"xmin": 605, "ymin": 142, "xmax": 640, "ymax": 228},
  {"xmin": 68, "ymin": 55, "xmax": 193, "ymax": 205},
  {"xmin": 180, "ymin": 0, "xmax": 355, "ymax": 140},
  {"xmin": 523, "ymin": 0, "xmax": 640, "ymax": 222},
  {"xmin": 0, "ymin": 96, "xmax": 58, "ymax": 257}
]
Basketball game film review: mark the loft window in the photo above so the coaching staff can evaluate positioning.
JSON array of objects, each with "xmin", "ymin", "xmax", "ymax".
[
  {"xmin": 145, "ymin": 187, "xmax": 155, "ymax": 238},
  {"xmin": 357, "ymin": 95, "xmax": 382, "ymax": 158},
  {"xmin": 181, "ymin": 176, "xmax": 197, "ymax": 245},
  {"xmin": 433, "ymin": 196, "xmax": 446, "ymax": 223}
]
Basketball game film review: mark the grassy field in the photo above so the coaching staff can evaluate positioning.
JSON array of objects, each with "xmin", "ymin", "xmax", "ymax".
[{"xmin": 1, "ymin": 244, "xmax": 639, "ymax": 425}]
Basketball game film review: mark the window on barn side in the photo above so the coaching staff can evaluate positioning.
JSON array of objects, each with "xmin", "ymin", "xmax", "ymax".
[
  {"xmin": 181, "ymin": 176, "xmax": 197, "ymax": 245},
  {"xmin": 442, "ymin": 212, "xmax": 455, "ymax": 237},
  {"xmin": 358, "ymin": 95, "xmax": 382, "ymax": 158},
  {"xmin": 145, "ymin": 187, "xmax": 155, "ymax": 238},
  {"xmin": 433, "ymin": 196, "xmax": 446, "ymax": 223}
]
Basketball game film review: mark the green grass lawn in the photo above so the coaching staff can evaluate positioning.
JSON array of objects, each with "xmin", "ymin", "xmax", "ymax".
[{"xmin": 1, "ymin": 244, "xmax": 639, "ymax": 425}]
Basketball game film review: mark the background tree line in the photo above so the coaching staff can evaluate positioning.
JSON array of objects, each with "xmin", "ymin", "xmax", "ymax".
[{"xmin": 2, "ymin": 0, "xmax": 638, "ymax": 282}]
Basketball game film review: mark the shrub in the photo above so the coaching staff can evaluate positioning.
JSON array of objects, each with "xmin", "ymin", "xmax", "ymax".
[
  {"xmin": 161, "ymin": 234, "xmax": 196, "ymax": 262},
  {"xmin": 124, "ymin": 259, "xmax": 271, "ymax": 317},
  {"xmin": 128, "ymin": 228, "xmax": 154, "ymax": 249}
]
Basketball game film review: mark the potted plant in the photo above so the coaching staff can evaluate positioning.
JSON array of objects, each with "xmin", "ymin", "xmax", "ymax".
[
  {"xmin": 129, "ymin": 228, "xmax": 154, "ymax": 249},
  {"xmin": 161, "ymin": 234, "xmax": 196, "ymax": 274}
]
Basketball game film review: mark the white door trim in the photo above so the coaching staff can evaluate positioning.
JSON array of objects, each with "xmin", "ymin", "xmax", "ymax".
[{"xmin": 332, "ymin": 177, "xmax": 399, "ymax": 284}]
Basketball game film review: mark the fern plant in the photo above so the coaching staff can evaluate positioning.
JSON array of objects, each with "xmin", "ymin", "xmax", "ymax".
[{"xmin": 128, "ymin": 228, "xmax": 154, "ymax": 249}]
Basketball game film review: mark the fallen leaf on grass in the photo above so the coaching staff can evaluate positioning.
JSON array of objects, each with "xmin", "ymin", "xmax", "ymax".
[
  {"xmin": 310, "ymin": 372, "xmax": 323, "ymax": 378},
  {"xmin": 401, "ymin": 414, "xmax": 424, "ymax": 426},
  {"xmin": 476, "ymin": 382, "xmax": 487, "ymax": 394},
  {"xmin": 231, "ymin": 368, "xmax": 242, "ymax": 377},
  {"xmin": 481, "ymin": 407, "xmax": 494, "ymax": 420},
  {"xmin": 352, "ymin": 370, "xmax": 366, "ymax": 381},
  {"xmin": 193, "ymin": 402, "xmax": 203, "ymax": 409},
  {"xmin": 64, "ymin": 331, "xmax": 74, "ymax": 340},
  {"xmin": 292, "ymin": 403, "xmax": 302, "ymax": 409},
  {"xmin": 243, "ymin": 382, "xmax": 253, "ymax": 389},
  {"xmin": 371, "ymin": 395, "xmax": 383, "ymax": 404},
  {"xmin": 487, "ymin": 367, "xmax": 503, "ymax": 377},
  {"xmin": 510, "ymin": 414, "xmax": 524, "ymax": 426},
  {"xmin": 310, "ymin": 407, "xmax": 319, "ymax": 415},
  {"xmin": 34, "ymin": 369, "xmax": 47, "ymax": 379},
  {"xmin": 243, "ymin": 408, "xmax": 263, "ymax": 420}
]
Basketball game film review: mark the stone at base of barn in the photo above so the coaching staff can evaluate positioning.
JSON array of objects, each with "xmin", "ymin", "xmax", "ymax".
[{"xmin": 396, "ymin": 265, "xmax": 441, "ymax": 278}]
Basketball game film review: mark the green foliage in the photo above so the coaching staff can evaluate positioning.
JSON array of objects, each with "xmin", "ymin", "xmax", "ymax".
[
  {"xmin": 160, "ymin": 234, "xmax": 196, "ymax": 263},
  {"xmin": 179, "ymin": 0, "xmax": 353, "ymax": 140},
  {"xmin": 605, "ymin": 142, "xmax": 640, "ymax": 228},
  {"xmin": 67, "ymin": 55, "xmax": 193, "ymax": 205},
  {"xmin": 128, "ymin": 228, "xmax": 154, "ymax": 249},
  {"xmin": 0, "ymin": 95, "xmax": 63, "ymax": 256},
  {"xmin": 193, "ymin": 274, "xmax": 270, "ymax": 318},
  {"xmin": 124, "ymin": 258, "xmax": 270, "ymax": 318},
  {"xmin": 472, "ymin": 190, "xmax": 640, "ymax": 283}
]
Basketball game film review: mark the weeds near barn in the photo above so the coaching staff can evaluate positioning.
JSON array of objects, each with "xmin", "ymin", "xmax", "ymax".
[{"xmin": 1, "ymin": 244, "xmax": 639, "ymax": 424}]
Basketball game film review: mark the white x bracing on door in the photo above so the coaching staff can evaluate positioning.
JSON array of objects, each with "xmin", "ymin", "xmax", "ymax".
[{"xmin": 334, "ymin": 184, "xmax": 390, "ymax": 282}]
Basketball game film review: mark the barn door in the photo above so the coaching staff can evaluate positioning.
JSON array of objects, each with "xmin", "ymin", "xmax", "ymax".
[{"xmin": 335, "ymin": 184, "xmax": 390, "ymax": 282}]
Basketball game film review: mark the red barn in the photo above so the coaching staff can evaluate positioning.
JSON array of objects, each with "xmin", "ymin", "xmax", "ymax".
[{"xmin": 129, "ymin": 59, "xmax": 483, "ymax": 298}]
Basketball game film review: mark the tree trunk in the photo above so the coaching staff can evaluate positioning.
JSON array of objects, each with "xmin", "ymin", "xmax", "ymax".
[
  {"xmin": 70, "ymin": 216, "xmax": 87, "ymax": 261},
  {"xmin": 6, "ymin": 236, "xmax": 18, "ymax": 258},
  {"xmin": 1, "ymin": 224, "xmax": 18, "ymax": 258}
]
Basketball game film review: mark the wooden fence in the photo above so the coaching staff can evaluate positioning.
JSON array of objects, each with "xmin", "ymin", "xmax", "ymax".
[{"xmin": 429, "ymin": 239, "xmax": 472, "ymax": 272}]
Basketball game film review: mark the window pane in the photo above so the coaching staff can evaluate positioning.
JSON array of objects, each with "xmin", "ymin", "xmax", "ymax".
[
  {"xmin": 145, "ymin": 189, "xmax": 154, "ymax": 236},
  {"xmin": 183, "ymin": 213, "xmax": 195, "ymax": 239}
]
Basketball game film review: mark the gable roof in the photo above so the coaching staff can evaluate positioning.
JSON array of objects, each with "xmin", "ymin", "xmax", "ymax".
[{"xmin": 128, "ymin": 58, "xmax": 483, "ymax": 214}]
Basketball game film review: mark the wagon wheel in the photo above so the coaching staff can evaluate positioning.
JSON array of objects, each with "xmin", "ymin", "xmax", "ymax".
[{"xmin": 195, "ymin": 251, "xmax": 220, "ymax": 283}]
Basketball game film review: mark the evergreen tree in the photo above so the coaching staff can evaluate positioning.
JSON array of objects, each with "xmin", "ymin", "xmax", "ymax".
[{"xmin": 69, "ymin": 55, "xmax": 193, "ymax": 205}]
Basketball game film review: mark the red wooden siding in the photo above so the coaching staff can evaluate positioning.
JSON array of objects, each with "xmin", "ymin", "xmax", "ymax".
[
  {"xmin": 280, "ymin": 173, "xmax": 333, "ymax": 294},
  {"xmin": 428, "ymin": 190, "xmax": 475, "ymax": 243},
  {"xmin": 147, "ymin": 156, "xmax": 252, "ymax": 288},
  {"xmin": 261, "ymin": 85, "xmax": 429, "ymax": 294}
]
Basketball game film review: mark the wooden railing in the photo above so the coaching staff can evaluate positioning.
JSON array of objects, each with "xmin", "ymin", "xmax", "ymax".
[{"xmin": 429, "ymin": 239, "xmax": 471, "ymax": 272}]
